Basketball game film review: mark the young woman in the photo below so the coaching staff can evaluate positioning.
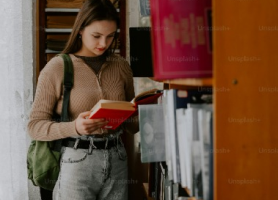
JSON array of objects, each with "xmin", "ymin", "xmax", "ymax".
[{"xmin": 28, "ymin": 0, "xmax": 138, "ymax": 199}]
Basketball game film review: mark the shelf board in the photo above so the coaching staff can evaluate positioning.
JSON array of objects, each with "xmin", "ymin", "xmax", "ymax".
[
  {"xmin": 45, "ymin": 49, "xmax": 60, "ymax": 54},
  {"xmin": 45, "ymin": 8, "xmax": 80, "ymax": 12},
  {"xmin": 166, "ymin": 78, "xmax": 212, "ymax": 86},
  {"xmin": 45, "ymin": 28, "xmax": 120, "ymax": 33},
  {"xmin": 151, "ymin": 78, "xmax": 213, "ymax": 88},
  {"xmin": 45, "ymin": 28, "xmax": 72, "ymax": 33},
  {"xmin": 45, "ymin": 49, "xmax": 120, "ymax": 54},
  {"xmin": 45, "ymin": 8, "xmax": 120, "ymax": 12}
]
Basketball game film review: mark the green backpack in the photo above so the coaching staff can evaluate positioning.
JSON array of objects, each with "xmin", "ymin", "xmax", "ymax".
[{"xmin": 27, "ymin": 54, "xmax": 74, "ymax": 191}]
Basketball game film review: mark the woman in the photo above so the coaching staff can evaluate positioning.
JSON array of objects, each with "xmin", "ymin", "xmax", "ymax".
[{"xmin": 28, "ymin": 0, "xmax": 138, "ymax": 199}]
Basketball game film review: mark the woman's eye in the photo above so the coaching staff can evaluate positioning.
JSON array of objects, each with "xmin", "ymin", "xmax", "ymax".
[{"xmin": 93, "ymin": 35, "xmax": 100, "ymax": 38}]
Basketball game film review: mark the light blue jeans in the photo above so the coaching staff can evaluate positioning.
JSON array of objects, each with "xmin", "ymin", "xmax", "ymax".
[{"xmin": 53, "ymin": 136, "xmax": 128, "ymax": 200}]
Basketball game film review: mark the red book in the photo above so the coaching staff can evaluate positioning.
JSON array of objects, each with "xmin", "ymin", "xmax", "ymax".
[
  {"xmin": 89, "ymin": 89, "xmax": 163, "ymax": 130},
  {"xmin": 150, "ymin": 0, "xmax": 212, "ymax": 80}
]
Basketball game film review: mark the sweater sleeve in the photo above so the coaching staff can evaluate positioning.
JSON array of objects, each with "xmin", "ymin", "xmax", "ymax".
[
  {"xmin": 27, "ymin": 57, "xmax": 80, "ymax": 141},
  {"xmin": 120, "ymin": 59, "xmax": 139, "ymax": 135}
]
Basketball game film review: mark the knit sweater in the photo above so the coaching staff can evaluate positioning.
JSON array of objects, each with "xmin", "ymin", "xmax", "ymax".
[{"xmin": 28, "ymin": 54, "xmax": 139, "ymax": 141}]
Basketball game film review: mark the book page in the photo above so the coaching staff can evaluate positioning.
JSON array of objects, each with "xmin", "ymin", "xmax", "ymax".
[
  {"xmin": 90, "ymin": 99, "xmax": 135, "ymax": 117},
  {"xmin": 131, "ymin": 88, "xmax": 161, "ymax": 103}
]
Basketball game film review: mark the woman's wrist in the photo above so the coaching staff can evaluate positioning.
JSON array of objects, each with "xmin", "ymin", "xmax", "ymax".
[{"xmin": 74, "ymin": 120, "xmax": 82, "ymax": 136}]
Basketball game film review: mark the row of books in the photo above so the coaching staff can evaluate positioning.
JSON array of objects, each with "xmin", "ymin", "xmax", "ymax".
[
  {"xmin": 148, "ymin": 162, "xmax": 190, "ymax": 200},
  {"xmin": 138, "ymin": 89, "xmax": 213, "ymax": 200}
]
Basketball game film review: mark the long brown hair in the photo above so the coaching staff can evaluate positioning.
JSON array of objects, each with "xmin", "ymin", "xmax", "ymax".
[{"xmin": 62, "ymin": 0, "xmax": 119, "ymax": 55}]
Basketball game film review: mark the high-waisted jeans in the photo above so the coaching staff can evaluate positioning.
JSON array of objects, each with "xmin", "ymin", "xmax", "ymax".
[{"xmin": 53, "ymin": 135, "xmax": 128, "ymax": 200}]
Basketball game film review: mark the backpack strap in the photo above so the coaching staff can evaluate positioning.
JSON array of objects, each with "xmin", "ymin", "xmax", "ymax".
[
  {"xmin": 52, "ymin": 54, "xmax": 74, "ymax": 152},
  {"xmin": 60, "ymin": 54, "xmax": 74, "ymax": 122}
]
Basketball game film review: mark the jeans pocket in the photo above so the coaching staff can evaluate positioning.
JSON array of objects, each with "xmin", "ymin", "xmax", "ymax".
[
  {"xmin": 61, "ymin": 147, "xmax": 88, "ymax": 163},
  {"xmin": 117, "ymin": 145, "xmax": 127, "ymax": 161}
]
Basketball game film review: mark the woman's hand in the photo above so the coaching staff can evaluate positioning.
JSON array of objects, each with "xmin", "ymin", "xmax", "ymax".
[{"xmin": 75, "ymin": 111, "xmax": 109, "ymax": 135}]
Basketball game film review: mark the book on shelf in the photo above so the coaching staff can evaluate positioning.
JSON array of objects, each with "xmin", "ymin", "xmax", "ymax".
[
  {"xmin": 162, "ymin": 90, "xmax": 177, "ymax": 182},
  {"xmin": 189, "ymin": 104, "xmax": 213, "ymax": 200},
  {"xmin": 129, "ymin": 27, "xmax": 153, "ymax": 77},
  {"xmin": 139, "ymin": 0, "xmax": 151, "ymax": 16},
  {"xmin": 162, "ymin": 89, "xmax": 212, "ymax": 184},
  {"xmin": 139, "ymin": 104, "xmax": 166, "ymax": 163},
  {"xmin": 88, "ymin": 89, "xmax": 163, "ymax": 130},
  {"xmin": 173, "ymin": 183, "xmax": 190, "ymax": 199},
  {"xmin": 197, "ymin": 108, "xmax": 212, "ymax": 200},
  {"xmin": 185, "ymin": 104, "xmax": 213, "ymax": 200},
  {"xmin": 150, "ymin": 0, "xmax": 212, "ymax": 80},
  {"xmin": 160, "ymin": 89, "xmax": 213, "ymax": 199},
  {"xmin": 176, "ymin": 108, "xmax": 193, "ymax": 191}
]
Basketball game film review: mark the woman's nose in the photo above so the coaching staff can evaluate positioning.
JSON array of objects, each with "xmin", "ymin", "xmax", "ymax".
[{"xmin": 99, "ymin": 37, "xmax": 106, "ymax": 47}]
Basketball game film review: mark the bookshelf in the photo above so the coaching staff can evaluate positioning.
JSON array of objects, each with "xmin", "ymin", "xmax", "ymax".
[
  {"xmin": 213, "ymin": 0, "xmax": 278, "ymax": 199},
  {"xmin": 143, "ymin": 183, "xmax": 155, "ymax": 200},
  {"xmin": 145, "ymin": 0, "xmax": 278, "ymax": 199},
  {"xmin": 36, "ymin": 0, "xmax": 126, "ymax": 79}
]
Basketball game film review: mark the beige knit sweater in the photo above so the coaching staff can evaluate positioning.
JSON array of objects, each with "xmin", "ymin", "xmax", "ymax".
[{"xmin": 28, "ymin": 54, "xmax": 139, "ymax": 141}]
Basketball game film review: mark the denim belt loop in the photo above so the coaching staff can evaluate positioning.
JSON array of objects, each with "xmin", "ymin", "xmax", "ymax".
[
  {"xmin": 116, "ymin": 135, "xmax": 126, "ymax": 160},
  {"xmin": 105, "ymin": 137, "xmax": 108, "ymax": 149},
  {"xmin": 88, "ymin": 137, "xmax": 97, "ymax": 155},
  {"xmin": 73, "ymin": 138, "xmax": 80, "ymax": 150}
]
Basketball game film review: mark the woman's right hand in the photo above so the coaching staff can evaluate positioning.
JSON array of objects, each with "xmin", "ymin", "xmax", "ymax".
[{"xmin": 75, "ymin": 111, "xmax": 109, "ymax": 135}]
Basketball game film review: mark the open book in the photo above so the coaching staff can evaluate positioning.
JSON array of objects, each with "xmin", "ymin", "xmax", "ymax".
[{"xmin": 89, "ymin": 89, "xmax": 163, "ymax": 130}]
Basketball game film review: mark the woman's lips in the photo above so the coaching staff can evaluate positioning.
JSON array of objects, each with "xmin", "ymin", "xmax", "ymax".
[{"xmin": 97, "ymin": 48, "xmax": 105, "ymax": 51}]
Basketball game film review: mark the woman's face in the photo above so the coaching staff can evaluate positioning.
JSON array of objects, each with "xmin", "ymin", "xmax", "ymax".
[{"xmin": 79, "ymin": 20, "xmax": 117, "ymax": 57}]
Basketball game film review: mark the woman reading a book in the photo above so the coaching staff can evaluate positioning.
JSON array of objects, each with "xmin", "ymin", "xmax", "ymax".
[{"xmin": 28, "ymin": 0, "xmax": 138, "ymax": 199}]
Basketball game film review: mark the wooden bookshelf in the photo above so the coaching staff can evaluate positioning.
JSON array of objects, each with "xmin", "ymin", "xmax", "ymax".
[{"xmin": 142, "ymin": 183, "xmax": 154, "ymax": 200}]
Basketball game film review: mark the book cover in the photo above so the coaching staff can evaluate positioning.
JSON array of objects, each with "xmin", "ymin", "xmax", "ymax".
[
  {"xmin": 164, "ymin": 172, "xmax": 173, "ymax": 200},
  {"xmin": 188, "ymin": 104, "xmax": 213, "ymax": 200},
  {"xmin": 162, "ymin": 89, "xmax": 209, "ymax": 184},
  {"xmin": 148, "ymin": 163, "xmax": 156, "ymax": 198},
  {"xmin": 89, "ymin": 107, "xmax": 135, "ymax": 130},
  {"xmin": 89, "ymin": 89, "xmax": 163, "ymax": 130},
  {"xmin": 129, "ymin": 27, "xmax": 153, "ymax": 77},
  {"xmin": 150, "ymin": 0, "xmax": 212, "ymax": 79},
  {"xmin": 162, "ymin": 92, "xmax": 173, "ymax": 181},
  {"xmin": 154, "ymin": 162, "xmax": 162, "ymax": 200},
  {"xmin": 139, "ymin": 0, "xmax": 150, "ymax": 16},
  {"xmin": 160, "ymin": 162, "xmax": 166, "ymax": 200},
  {"xmin": 198, "ymin": 109, "xmax": 212, "ymax": 200},
  {"xmin": 163, "ymin": 90, "xmax": 181, "ymax": 183},
  {"xmin": 139, "ymin": 104, "xmax": 166, "ymax": 163},
  {"xmin": 176, "ymin": 108, "xmax": 193, "ymax": 190}
]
